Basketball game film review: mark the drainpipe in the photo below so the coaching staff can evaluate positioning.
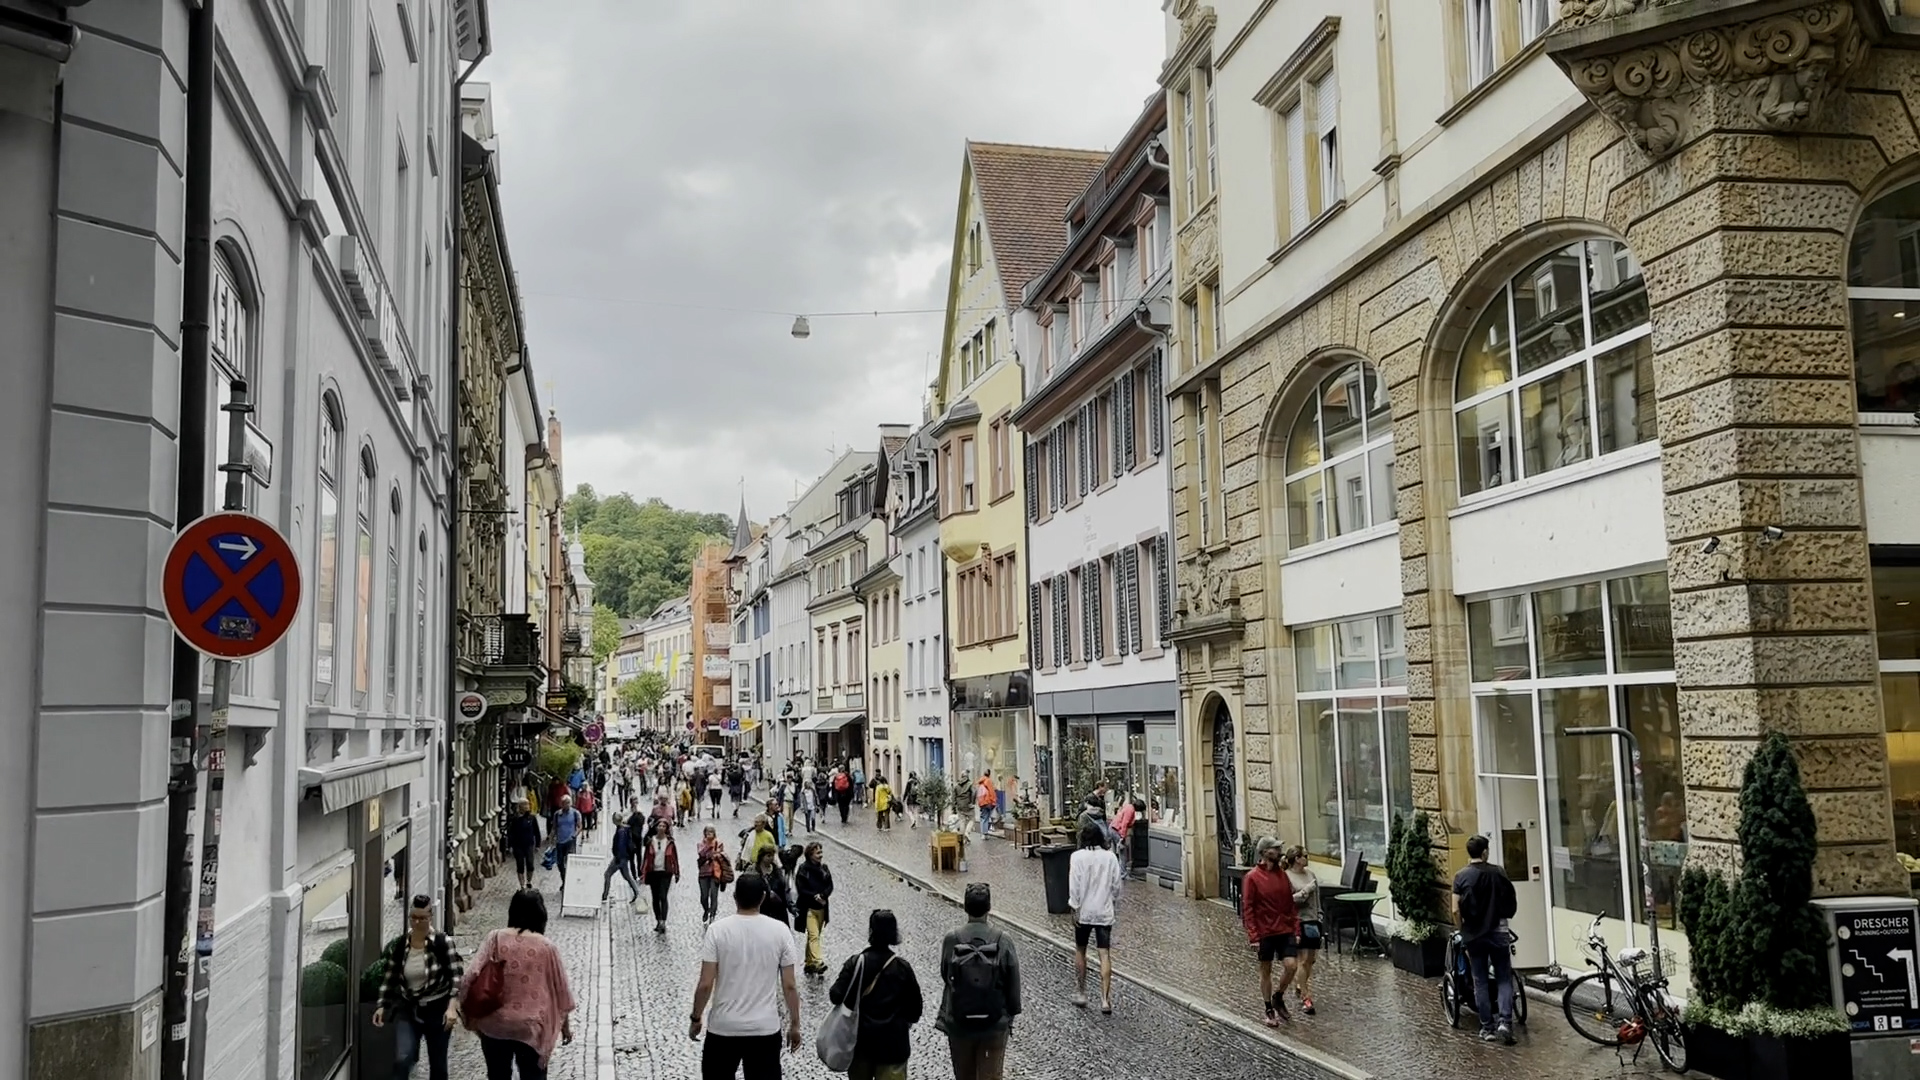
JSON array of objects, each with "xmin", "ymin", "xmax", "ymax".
[
  {"xmin": 443, "ymin": 50, "xmax": 487, "ymax": 934},
  {"xmin": 160, "ymin": 0, "xmax": 216, "ymax": 1074}
]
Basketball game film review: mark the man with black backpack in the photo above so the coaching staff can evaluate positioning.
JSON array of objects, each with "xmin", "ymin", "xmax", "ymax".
[{"xmin": 936, "ymin": 883, "xmax": 1023, "ymax": 1080}]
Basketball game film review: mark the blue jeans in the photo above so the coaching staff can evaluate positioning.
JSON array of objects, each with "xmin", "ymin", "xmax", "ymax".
[
  {"xmin": 393, "ymin": 996, "xmax": 452, "ymax": 1080},
  {"xmin": 1465, "ymin": 936, "xmax": 1515, "ymax": 1032},
  {"xmin": 978, "ymin": 803, "xmax": 994, "ymax": 836}
]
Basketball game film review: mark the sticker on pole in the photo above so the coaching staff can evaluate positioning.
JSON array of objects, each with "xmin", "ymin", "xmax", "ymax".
[{"xmin": 163, "ymin": 513, "xmax": 302, "ymax": 659}]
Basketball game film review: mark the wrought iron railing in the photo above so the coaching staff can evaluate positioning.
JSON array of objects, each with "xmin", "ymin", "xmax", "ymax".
[{"xmin": 462, "ymin": 613, "xmax": 543, "ymax": 670}]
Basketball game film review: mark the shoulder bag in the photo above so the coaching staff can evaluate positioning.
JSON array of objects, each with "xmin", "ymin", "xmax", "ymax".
[
  {"xmin": 816, "ymin": 954, "xmax": 893, "ymax": 1072},
  {"xmin": 460, "ymin": 930, "xmax": 508, "ymax": 1023}
]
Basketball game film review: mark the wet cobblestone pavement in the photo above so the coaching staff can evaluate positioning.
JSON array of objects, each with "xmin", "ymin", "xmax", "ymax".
[
  {"xmin": 809, "ymin": 815, "xmax": 1673, "ymax": 1080},
  {"xmin": 606, "ymin": 829, "xmax": 1341, "ymax": 1080}
]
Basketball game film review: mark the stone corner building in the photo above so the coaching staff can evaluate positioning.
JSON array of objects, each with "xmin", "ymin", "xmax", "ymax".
[{"xmin": 1159, "ymin": 0, "xmax": 1920, "ymax": 984}]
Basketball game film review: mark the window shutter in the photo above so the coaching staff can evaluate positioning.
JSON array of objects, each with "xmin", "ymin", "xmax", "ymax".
[
  {"xmin": 1120, "ymin": 373, "xmax": 1137, "ymax": 471},
  {"xmin": 1091, "ymin": 560, "xmax": 1106, "ymax": 660},
  {"xmin": 1315, "ymin": 71, "xmax": 1340, "ymax": 201},
  {"xmin": 1148, "ymin": 350, "xmax": 1165, "ymax": 456},
  {"xmin": 1108, "ymin": 390, "xmax": 1122, "ymax": 479},
  {"xmin": 1024, "ymin": 443, "xmax": 1039, "ymax": 522},
  {"xmin": 1055, "ymin": 574, "xmax": 1069, "ymax": 667},
  {"xmin": 1080, "ymin": 570, "xmax": 1093, "ymax": 663},
  {"xmin": 1124, "ymin": 546, "xmax": 1142, "ymax": 654},
  {"xmin": 1155, "ymin": 533, "xmax": 1172, "ymax": 639},
  {"xmin": 1029, "ymin": 582, "xmax": 1043, "ymax": 664},
  {"xmin": 1283, "ymin": 101, "xmax": 1308, "ymax": 232}
]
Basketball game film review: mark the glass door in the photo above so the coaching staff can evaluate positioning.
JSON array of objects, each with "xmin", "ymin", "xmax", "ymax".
[{"xmin": 1475, "ymin": 692, "xmax": 1550, "ymax": 968}]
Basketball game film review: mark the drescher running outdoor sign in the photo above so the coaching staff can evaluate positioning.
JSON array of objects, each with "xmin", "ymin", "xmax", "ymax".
[{"xmin": 162, "ymin": 513, "xmax": 302, "ymax": 659}]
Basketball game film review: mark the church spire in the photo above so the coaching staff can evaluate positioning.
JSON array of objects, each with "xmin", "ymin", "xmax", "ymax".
[{"xmin": 729, "ymin": 496, "xmax": 753, "ymax": 558}]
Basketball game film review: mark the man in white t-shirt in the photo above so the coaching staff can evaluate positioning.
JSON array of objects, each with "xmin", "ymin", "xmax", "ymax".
[{"xmin": 690, "ymin": 871, "xmax": 802, "ymax": 1078}]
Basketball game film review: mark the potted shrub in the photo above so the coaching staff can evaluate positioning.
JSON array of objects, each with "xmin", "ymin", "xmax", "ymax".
[
  {"xmin": 1387, "ymin": 812, "xmax": 1449, "ymax": 977},
  {"xmin": 1677, "ymin": 733, "xmax": 1849, "ymax": 1080},
  {"xmin": 919, "ymin": 770, "xmax": 968, "ymax": 870},
  {"xmin": 357, "ymin": 949, "xmax": 396, "ymax": 1079},
  {"xmin": 1011, "ymin": 796, "xmax": 1043, "ymax": 847}
]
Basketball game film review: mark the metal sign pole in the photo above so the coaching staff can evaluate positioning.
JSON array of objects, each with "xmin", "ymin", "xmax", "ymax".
[
  {"xmin": 1565, "ymin": 724, "xmax": 1660, "ymax": 981},
  {"xmin": 184, "ymin": 378, "xmax": 251, "ymax": 1080}
]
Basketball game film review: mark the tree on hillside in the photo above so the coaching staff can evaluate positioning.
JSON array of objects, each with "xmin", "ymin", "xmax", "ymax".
[
  {"xmin": 564, "ymin": 486, "xmax": 731, "ymax": 617},
  {"xmin": 591, "ymin": 604, "xmax": 623, "ymax": 666}
]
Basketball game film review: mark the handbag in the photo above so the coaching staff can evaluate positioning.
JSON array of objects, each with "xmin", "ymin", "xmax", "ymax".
[
  {"xmin": 816, "ymin": 954, "xmax": 887, "ymax": 1072},
  {"xmin": 461, "ymin": 932, "xmax": 508, "ymax": 1023}
]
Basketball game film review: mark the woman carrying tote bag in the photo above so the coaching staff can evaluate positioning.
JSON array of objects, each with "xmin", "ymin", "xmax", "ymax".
[{"xmin": 822, "ymin": 909, "xmax": 922, "ymax": 1079}]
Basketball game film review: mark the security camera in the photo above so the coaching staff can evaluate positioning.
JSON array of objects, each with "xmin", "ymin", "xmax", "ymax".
[
  {"xmin": 1700, "ymin": 537, "xmax": 1720, "ymax": 555},
  {"xmin": 1760, "ymin": 525, "xmax": 1786, "ymax": 543}
]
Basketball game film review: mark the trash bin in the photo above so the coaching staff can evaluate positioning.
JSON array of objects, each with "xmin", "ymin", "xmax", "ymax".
[{"xmin": 1039, "ymin": 844, "xmax": 1074, "ymax": 915}]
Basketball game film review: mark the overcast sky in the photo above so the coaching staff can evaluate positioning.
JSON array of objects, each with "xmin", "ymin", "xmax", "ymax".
[{"xmin": 484, "ymin": 1, "xmax": 1166, "ymax": 520}]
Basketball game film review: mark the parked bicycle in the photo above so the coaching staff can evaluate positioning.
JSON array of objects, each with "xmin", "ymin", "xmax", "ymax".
[
  {"xmin": 1561, "ymin": 913, "xmax": 1688, "ymax": 1073},
  {"xmin": 1440, "ymin": 928, "xmax": 1528, "ymax": 1028}
]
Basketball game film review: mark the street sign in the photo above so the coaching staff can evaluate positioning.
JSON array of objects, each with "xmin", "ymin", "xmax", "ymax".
[
  {"xmin": 723, "ymin": 717, "xmax": 740, "ymax": 732},
  {"xmin": 1831, "ymin": 903, "xmax": 1920, "ymax": 1035},
  {"xmin": 456, "ymin": 692, "xmax": 488, "ymax": 721},
  {"xmin": 162, "ymin": 513, "xmax": 301, "ymax": 659},
  {"xmin": 584, "ymin": 720, "xmax": 605, "ymax": 744},
  {"xmin": 501, "ymin": 746, "xmax": 532, "ymax": 768}
]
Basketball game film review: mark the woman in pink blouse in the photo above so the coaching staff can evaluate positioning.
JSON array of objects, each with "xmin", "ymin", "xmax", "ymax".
[{"xmin": 461, "ymin": 889, "xmax": 576, "ymax": 1078}]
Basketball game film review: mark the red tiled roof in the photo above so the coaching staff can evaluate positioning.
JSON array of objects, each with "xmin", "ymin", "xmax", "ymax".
[{"xmin": 967, "ymin": 141, "xmax": 1108, "ymax": 310}]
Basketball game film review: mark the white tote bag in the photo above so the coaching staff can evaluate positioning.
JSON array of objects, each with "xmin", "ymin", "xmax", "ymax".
[{"xmin": 815, "ymin": 955, "xmax": 865, "ymax": 1072}]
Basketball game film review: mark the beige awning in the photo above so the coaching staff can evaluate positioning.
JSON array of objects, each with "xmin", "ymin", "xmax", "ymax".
[{"xmin": 299, "ymin": 751, "xmax": 427, "ymax": 814}]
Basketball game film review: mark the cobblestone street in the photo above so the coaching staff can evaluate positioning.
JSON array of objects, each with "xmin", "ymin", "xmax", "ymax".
[
  {"xmin": 808, "ymin": 814, "xmax": 1673, "ymax": 1080},
  {"xmin": 605, "ymin": 815, "xmax": 1340, "ymax": 1080}
]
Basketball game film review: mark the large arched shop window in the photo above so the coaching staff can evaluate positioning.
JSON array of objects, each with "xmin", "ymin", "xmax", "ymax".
[
  {"xmin": 1453, "ymin": 239, "xmax": 1654, "ymax": 496},
  {"xmin": 1282, "ymin": 360, "xmax": 1394, "ymax": 549}
]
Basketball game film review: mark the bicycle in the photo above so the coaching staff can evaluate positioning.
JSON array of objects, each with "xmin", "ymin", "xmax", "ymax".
[
  {"xmin": 1440, "ymin": 929, "xmax": 1529, "ymax": 1028},
  {"xmin": 1561, "ymin": 913, "xmax": 1688, "ymax": 1073}
]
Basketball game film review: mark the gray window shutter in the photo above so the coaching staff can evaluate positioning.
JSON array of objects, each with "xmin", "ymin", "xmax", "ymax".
[
  {"xmin": 1155, "ymin": 533, "xmax": 1172, "ymax": 639},
  {"xmin": 1110, "ymin": 391, "xmax": 1124, "ymax": 479},
  {"xmin": 1076, "ymin": 408, "xmax": 1090, "ymax": 497},
  {"xmin": 1148, "ymin": 350, "xmax": 1165, "ymax": 456},
  {"xmin": 1121, "ymin": 373, "xmax": 1137, "ymax": 471},
  {"xmin": 1029, "ymin": 582, "xmax": 1043, "ymax": 663},
  {"xmin": 1080, "ymin": 570, "xmax": 1093, "ymax": 662},
  {"xmin": 1024, "ymin": 443, "xmax": 1039, "ymax": 522},
  {"xmin": 1055, "ymin": 574, "xmax": 1069, "ymax": 667},
  {"xmin": 1124, "ymin": 546, "xmax": 1142, "ymax": 654},
  {"xmin": 1090, "ymin": 560, "xmax": 1105, "ymax": 660}
]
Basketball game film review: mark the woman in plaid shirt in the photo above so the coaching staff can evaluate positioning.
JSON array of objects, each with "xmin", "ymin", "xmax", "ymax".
[{"xmin": 373, "ymin": 894, "xmax": 465, "ymax": 1079}]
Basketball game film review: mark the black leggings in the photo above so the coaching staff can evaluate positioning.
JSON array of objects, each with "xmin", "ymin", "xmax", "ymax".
[
  {"xmin": 648, "ymin": 871, "xmax": 673, "ymax": 923},
  {"xmin": 699, "ymin": 876, "xmax": 720, "ymax": 918},
  {"xmin": 480, "ymin": 1034, "xmax": 545, "ymax": 1080},
  {"xmin": 512, "ymin": 847, "xmax": 536, "ymax": 877}
]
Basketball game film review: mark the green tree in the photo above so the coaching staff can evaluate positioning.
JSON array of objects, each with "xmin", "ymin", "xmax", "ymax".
[
  {"xmin": 590, "ymin": 604, "xmax": 623, "ymax": 666},
  {"xmin": 1387, "ymin": 812, "xmax": 1446, "ymax": 939},
  {"xmin": 566, "ymin": 485, "xmax": 732, "ymax": 618},
  {"xmin": 616, "ymin": 669, "xmax": 668, "ymax": 717}
]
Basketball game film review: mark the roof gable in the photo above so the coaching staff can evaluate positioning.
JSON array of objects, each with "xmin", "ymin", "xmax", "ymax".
[{"xmin": 968, "ymin": 142, "xmax": 1107, "ymax": 310}]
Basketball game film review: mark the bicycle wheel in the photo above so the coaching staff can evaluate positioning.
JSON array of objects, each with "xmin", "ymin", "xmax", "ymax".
[
  {"xmin": 1441, "ymin": 970, "xmax": 1463, "ymax": 1027},
  {"xmin": 1647, "ymin": 988, "xmax": 1689, "ymax": 1073},
  {"xmin": 1513, "ymin": 976, "xmax": 1529, "ymax": 1025},
  {"xmin": 1562, "ymin": 971, "xmax": 1633, "ymax": 1046}
]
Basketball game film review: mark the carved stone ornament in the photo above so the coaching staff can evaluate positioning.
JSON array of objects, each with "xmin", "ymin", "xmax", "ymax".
[
  {"xmin": 1555, "ymin": 1, "xmax": 1871, "ymax": 158},
  {"xmin": 1173, "ymin": 0, "xmax": 1215, "ymax": 38},
  {"xmin": 1178, "ymin": 200, "xmax": 1220, "ymax": 281},
  {"xmin": 1176, "ymin": 549, "xmax": 1240, "ymax": 618}
]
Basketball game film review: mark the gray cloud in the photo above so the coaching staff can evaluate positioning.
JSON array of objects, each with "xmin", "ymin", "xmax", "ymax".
[{"xmin": 485, "ymin": 0, "xmax": 1163, "ymax": 516}]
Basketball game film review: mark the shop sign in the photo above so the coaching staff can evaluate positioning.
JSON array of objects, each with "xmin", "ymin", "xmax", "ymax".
[
  {"xmin": 701, "ymin": 655, "xmax": 732, "ymax": 678},
  {"xmin": 1828, "ymin": 903, "xmax": 1920, "ymax": 1035},
  {"xmin": 917, "ymin": 715, "xmax": 944, "ymax": 729},
  {"xmin": 545, "ymin": 691, "xmax": 569, "ymax": 712},
  {"xmin": 1099, "ymin": 726, "xmax": 1129, "ymax": 764},
  {"xmin": 1146, "ymin": 725, "xmax": 1179, "ymax": 767},
  {"xmin": 871, "ymin": 727, "xmax": 890, "ymax": 743},
  {"xmin": 501, "ymin": 746, "xmax": 532, "ymax": 768},
  {"xmin": 456, "ymin": 691, "xmax": 488, "ymax": 721}
]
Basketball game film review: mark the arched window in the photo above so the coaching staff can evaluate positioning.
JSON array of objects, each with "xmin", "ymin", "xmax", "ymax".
[
  {"xmin": 1283, "ymin": 360, "xmax": 1393, "ymax": 549},
  {"xmin": 1453, "ymin": 239, "xmax": 1653, "ymax": 496},
  {"xmin": 354, "ymin": 447, "xmax": 376, "ymax": 709},
  {"xmin": 1849, "ymin": 181, "xmax": 1920, "ymax": 413},
  {"xmin": 415, "ymin": 530, "xmax": 429, "ymax": 714},
  {"xmin": 315, "ymin": 394, "xmax": 344, "ymax": 705}
]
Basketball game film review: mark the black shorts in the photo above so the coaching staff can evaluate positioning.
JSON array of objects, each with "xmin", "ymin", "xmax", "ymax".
[
  {"xmin": 1075, "ymin": 923, "xmax": 1113, "ymax": 950},
  {"xmin": 1258, "ymin": 934, "xmax": 1298, "ymax": 962}
]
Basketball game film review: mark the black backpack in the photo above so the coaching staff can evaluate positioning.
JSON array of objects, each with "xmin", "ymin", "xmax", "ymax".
[{"xmin": 948, "ymin": 936, "xmax": 1006, "ymax": 1030}]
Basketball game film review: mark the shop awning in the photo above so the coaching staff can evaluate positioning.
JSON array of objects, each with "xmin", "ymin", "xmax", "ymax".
[
  {"xmin": 792, "ymin": 712, "xmax": 865, "ymax": 734},
  {"xmin": 299, "ymin": 751, "xmax": 427, "ymax": 814}
]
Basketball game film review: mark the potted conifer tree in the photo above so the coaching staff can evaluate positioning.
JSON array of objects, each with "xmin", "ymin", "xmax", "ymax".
[
  {"xmin": 1387, "ymin": 812, "xmax": 1449, "ymax": 977},
  {"xmin": 1678, "ymin": 733, "xmax": 1849, "ymax": 1080}
]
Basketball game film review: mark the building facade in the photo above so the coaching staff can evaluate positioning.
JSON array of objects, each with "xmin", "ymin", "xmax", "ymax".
[
  {"xmin": 891, "ymin": 427, "xmax": 950, "ymax": 784},
  {"xmin": 857, "ymin": 429, "xmax": 910, "ymax": 786},
  {"xmin": 0, "ymin": 0, "xmax": 473, "ymax": 1074},
  {"xmin": 1158, "ymin": 0, "xmax": 1920, "ymax": 989},
  {"xmin": 1016, "ymin": 96, "xmax": 1185, "ymax": 879},
  {"xmin": 799, "ymin": 462, "xmax": 886, "ymax": 762},
  {"xmin": 690, "ymin": 539, "xmax": 734, "ymax": 743},
  {"xmin": 640, "ymin": 595, "xmax": 693, "ymax": 734},
  {"xmin": 932, "ymin": 142, "xmax": 1106, "ymax": 813},
  {"xmin": 728, "ymin": 505, "xmax": 772, "ymax": 755}
]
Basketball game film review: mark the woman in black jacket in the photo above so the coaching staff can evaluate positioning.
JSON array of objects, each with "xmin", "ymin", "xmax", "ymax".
[
  {"xmin": 794, "ymin": 842, "xmax": 834, "ymax": 975},
  {"xmin": 828, "ymin": 909, "xmax": 923, "ymax": 1080},
  {"xmin": 752, "ymin": 846, "xmax": 793, "ymax": 928}
]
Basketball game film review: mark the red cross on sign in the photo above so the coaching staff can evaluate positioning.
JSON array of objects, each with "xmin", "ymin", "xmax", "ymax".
[{"xmin": 163, "ymin": 513, "xmax": 303, "ymax": 659}]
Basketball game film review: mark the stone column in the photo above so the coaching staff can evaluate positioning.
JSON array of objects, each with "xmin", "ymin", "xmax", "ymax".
[{"xmin": 1550, "ymin": 0, "xmax": 1903, "ymax": 896}]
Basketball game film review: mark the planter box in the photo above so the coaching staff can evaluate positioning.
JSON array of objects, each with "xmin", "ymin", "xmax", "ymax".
[
  {"xmin": 1390, "ymin": 935, "xmax": 1448, "ymax": 979},
  {"xmin": 1686, "ymin": 1023, "xmax": 1852, "ymax": 1080}
]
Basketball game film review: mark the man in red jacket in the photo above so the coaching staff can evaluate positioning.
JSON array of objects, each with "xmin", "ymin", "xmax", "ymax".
[{"xmin": 1241, "ymin": 836, "xmax": 1300, "ymax": 1025}]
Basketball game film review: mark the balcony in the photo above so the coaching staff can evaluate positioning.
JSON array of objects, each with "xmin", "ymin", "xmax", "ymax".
[
  {"xmin": 561, "ymin": 626, "xmax": 586, "ymax": 659},
  {"xmin": 461, "ymin": 613, "xmax": 543, "ymax": 675}
]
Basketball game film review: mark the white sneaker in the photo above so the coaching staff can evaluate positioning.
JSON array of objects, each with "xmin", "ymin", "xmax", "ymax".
[{"xmin": 1071, "ymin": 991, "xmax": 1088, "ymax": 1008}]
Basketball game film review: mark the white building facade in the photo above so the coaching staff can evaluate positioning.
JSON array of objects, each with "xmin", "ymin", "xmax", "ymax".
[
  {"xmin": 1016, "ymin": 96, "xmax": 1183, "ymax": 879},
  {"xmin": 641, "ymin": 596, "xmax": 693, "ymax": 734},
  {"xmin": 892, "ymin": 427, "xmax": 950, "ymax": 781},
  {"xmin": 0, "ymin": 0, "xmax": 473, "ymax": 1075}
]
